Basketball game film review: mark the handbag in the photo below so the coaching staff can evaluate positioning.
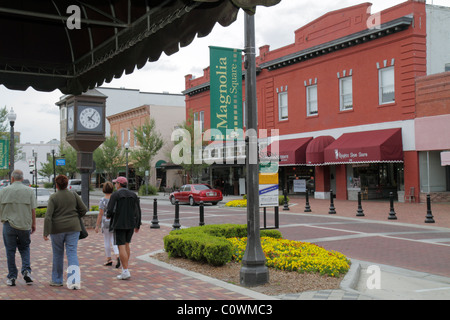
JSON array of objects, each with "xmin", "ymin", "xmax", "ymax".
[
  {"xmin": 74, "ymin": 192, "xmax": 88, "ymax": 240},
  {"xmin": 79, "ymin": 217, "xmax": 88, "ymax": 239}
]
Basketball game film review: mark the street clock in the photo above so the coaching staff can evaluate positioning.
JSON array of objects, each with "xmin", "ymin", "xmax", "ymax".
[{"xmin": 57, "ymin": 89, "xmax": 106, "ymax": 168}]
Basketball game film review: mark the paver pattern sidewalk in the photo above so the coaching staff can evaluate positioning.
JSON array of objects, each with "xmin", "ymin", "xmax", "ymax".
[
  {"xmin": 0, "ymin": 219, "xmax": 254, "ymax": 300},
  {"xmin": 0, "ymin": 192, "xmax": 449, "ymax": 300}
]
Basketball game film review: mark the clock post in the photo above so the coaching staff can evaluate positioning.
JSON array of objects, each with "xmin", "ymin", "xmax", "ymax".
[{"xmin": 57, "ymin": 89, "xmax": 106, "ymax": 207}]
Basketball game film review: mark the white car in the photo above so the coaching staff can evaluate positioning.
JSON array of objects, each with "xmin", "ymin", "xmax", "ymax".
[
  {"xmin": 35, "ymin": 188, "xmax": 51, "ymax": 208},
  {"xmin": 68, "ymin": 179, "xmax": 82, "ymax": 194}
]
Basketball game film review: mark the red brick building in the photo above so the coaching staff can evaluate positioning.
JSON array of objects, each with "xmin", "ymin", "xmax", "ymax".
[{"xmin": 184, "ymin": 0, "xmax": 450, "ymax": 202}]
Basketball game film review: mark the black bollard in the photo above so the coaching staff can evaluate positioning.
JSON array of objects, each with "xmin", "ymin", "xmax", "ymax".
[
  {"xmin": 150, "ymin": 198, "xmax": 160, "ymax": 229},
  {"xmin": 388, "ymin": 192, "xmax": 397, "ymax": 220},
  {"xmin": 356, "ymin": 191, "xmax": 364, "ymax": 216},
  {"xmin": 424, "ymin": 194, "xmax": 435, "ymax": 223},
  {"xmin": 199, "ymin": 201, "xmax": 205, "ymax": 226},
  {"xmin": 283, "ymin": 189, "xmax": 289, "ymax": 211},
  {"xmin": 328, "ymin": 189, "xmax": 336, "ymax": 214},
  {"xmin": 172, "ymin": 200, "xmax": 181, "ymax": 230},
  {"xmin": 150, "ymin": 199, "xmax": 159, "ymax": 229},
  {"xmin": 304, "ymin": 190, "xmax": 311, "ymax": 212}
]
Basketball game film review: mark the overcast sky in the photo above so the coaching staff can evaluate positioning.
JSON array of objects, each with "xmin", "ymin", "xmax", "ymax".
[{"xmin": 1, "ymin": 0, "xmax": 448, "ymax": 144}]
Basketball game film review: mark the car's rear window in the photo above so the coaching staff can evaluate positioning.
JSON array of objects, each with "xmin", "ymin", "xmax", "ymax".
[{"xmin": 193, "ymin": 185, "xmax": 211, "ymax": 191}]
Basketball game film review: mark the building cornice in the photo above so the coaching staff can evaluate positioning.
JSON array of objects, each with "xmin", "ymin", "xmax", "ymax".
[{"xmin": 260, "ymin": 15, "xmax": 414, "ymax": 71}]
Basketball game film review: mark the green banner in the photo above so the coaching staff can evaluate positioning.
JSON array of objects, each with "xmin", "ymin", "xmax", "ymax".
[
  {"xmin": 209, "ymin": 46, "xmax": 243, "ymax": 141},
  {"xmin": 0, "ymin": 139, "xmax": 9, "ymax": 170}
]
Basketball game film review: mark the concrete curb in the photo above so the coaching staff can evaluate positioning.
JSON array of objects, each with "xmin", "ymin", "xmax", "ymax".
[
  {"xmin": 339, "ymin": 259, "xmax": 361, "ymax": 291},
  {"xmin": 139, "ymin": 250, "xmax": 278, "ymax": 300}
]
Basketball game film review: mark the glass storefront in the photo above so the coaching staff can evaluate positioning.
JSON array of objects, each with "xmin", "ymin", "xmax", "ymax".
[
  {"xmin": 280, "ymin": 166, "xmax": 315, "ymax": 194},
  {"xmin": 347, "ymin": 163, "xmax": 403, "ymax": 200}
]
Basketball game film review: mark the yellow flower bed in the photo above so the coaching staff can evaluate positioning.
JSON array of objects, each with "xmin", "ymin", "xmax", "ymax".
[
  {"xmin": 227, "ymin": 237, "xmax": 350, "ymax": 277},
  {"xmin": 224, "ymin": 199, "xmax": 247, "ymax": 207}
]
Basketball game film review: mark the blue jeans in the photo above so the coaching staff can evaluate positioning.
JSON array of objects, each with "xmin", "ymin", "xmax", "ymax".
[
  {"xmin": 2, "ymin": 221, "xmax": 32, "ymax": 279},
  {"xmin": 50, "ymin": 232, "xmax": 80, "ymax": 284}
]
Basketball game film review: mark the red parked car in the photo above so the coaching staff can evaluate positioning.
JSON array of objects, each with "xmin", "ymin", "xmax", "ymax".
[{"xmin": 169, "ymin": 184, "xmax": 223, "ymax": 206}]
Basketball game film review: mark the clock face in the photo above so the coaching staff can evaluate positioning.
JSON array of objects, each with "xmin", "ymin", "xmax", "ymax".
[
  {"xmin": 67, "ymin": 107, "xmax": 74, "ymax": 132},
  {"xmin": 79, "ymin": 107, "xmax": 101, "ymax": 130}
]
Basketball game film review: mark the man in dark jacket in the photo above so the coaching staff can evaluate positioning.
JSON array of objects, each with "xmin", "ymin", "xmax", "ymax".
[{"xmin": 107, "ymin": 176, "xmax": 141, "ymax": 280}]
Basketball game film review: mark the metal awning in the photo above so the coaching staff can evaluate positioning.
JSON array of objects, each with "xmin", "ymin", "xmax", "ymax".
[{"xmin": 0, "ymin": 0, "xmax": 280, "ymax": 95}]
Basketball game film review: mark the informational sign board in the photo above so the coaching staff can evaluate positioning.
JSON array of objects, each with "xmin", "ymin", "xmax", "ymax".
[
  {"xmin": 259, "ymin": 172, "xmax": 278, "ymax": 207},
  {"xmin": 293, "ymin": 179, "xmax": 306, "ymax": 193},
  {"xmin": 0, "ymin": 140, "xmax": 9, "ymax": 170},
  {"xmin": 55, "ymin": 159, "xmax": 66, "ymax": 166}
]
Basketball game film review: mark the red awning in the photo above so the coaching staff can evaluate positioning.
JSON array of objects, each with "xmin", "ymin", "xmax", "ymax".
[
  {"xmin": 265, "ymin": 137, "xmax": 313, "ymax": 166},
  {"xmin": 324, "ymin": 128, "xmax": 403, "ymax": 164},
  {"xmin": 306, "ymin": 136, "xmax": 335, "ymax": 165}
]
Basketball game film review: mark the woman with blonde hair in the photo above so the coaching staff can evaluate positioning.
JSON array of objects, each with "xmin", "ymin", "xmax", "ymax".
[{"xmin": 95, "ymin": 181, "xmax": 120, "ymax": 268}]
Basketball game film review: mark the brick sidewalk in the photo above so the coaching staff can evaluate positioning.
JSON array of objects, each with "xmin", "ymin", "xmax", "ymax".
[
  {"xmin": 0, "ymin": 219, "xmax": 256, "ymax": 300},
  {"xmin": 0, "ymin": 196, "xmax": 448, "ymax": 300},
  {"xmin": 285, "ymin": 196, "xmax": 450, "ymax": 228}
]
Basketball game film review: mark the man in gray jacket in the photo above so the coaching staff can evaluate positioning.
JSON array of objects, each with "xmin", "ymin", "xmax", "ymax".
[
  {"xmin": 107, "ymin": 176, "xmax": 141, "ymax": 280},
  {"xmin": 0, "ymin": 170, "xmax": 37, "ymax": 286}
]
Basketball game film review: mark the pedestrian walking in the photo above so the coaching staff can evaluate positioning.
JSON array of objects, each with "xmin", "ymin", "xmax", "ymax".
[
  {"xmin": 43, "ymin": 174, "xmax": 87, "ymax": 290},
  {"xmin": 0, "ymin": 170, "xmax": 37, "ymax": 286},
  {"xmin": 95, "ymin": 181, "xmax": 120, "ymax": 268},
  {"xmin": 106, "ymin": 176, "xmax": 141, "ymax": 280}
]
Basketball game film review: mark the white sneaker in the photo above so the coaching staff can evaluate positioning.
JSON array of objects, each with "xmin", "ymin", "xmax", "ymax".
[
  {"xmin": 67, "ymin": 283, "xmax": 81, "ymax": 290},
  {"xmin": 117, "ymin": 270, "xmax": 130, "ymax": 280}
]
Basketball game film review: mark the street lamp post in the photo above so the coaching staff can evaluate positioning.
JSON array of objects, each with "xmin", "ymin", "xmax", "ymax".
[
  {"xmin": 51, "ymin": 148, "xmax": 56, "ymax": 192},
  {"xmin": 125, "ymin": 142, "xmax": 129, "ymax": 184},
  {"xmin": 240, "ymin": 13, "xmax": 269, "ymax": 287},
  {"xmin": 7, "ymin": 108, "xmax": 16, "ymax": 180},
  {"xmin": 32, "ymin": 148, "xmax": 37, "ymax": 199}
]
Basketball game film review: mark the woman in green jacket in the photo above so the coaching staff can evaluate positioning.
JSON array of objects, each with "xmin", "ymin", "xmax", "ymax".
[{"xmin": 43, "ymin": 175, "xmax": 87, "ymax": 289}]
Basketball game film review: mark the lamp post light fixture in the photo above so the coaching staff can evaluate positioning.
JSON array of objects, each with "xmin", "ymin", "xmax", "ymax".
[
  {"xmin": 7, "ymin": 107, "xmax": 16, "ymax": 180},
  {"xmin": 125, "ymin": 142, "xmax": 129, "ymax": 184}
]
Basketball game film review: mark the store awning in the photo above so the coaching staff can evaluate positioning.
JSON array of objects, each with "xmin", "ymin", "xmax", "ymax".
[
  {"xmin": 0, "ymin": 0, "xmax": 280, "ymax": 95},
  {"xmin": 306, "ymin": 135, "xmax": 335, "ymax": 166},
  {"xmin": 323, "ymin": 128, "xmax": 403, "ymax": 164},
  {"xmin": 265, "ymin": 137, "xmax": 313, "ymax": 166}
]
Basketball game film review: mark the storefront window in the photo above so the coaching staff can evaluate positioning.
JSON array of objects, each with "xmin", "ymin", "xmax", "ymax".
[
  {"xmin": 282, "ymin": 166, "xmax": 315, "ymax": 194},
  {"xmin": 349, "ymin": 163, "xmax": 403, "ymax": 199}
]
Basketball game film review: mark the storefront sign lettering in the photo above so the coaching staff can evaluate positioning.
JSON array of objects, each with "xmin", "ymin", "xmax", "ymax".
[{"xmin": 334, "ymin": 149, "xmax": 369, "ymax": 161}]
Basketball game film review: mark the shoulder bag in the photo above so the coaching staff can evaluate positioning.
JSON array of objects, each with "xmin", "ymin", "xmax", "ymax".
[{"xmin": 74, "ymin": 192, "xmax": 88, "ymax": 240}]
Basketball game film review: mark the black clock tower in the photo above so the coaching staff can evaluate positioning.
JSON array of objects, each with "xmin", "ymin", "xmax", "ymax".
[{"xmin": 57, "ymin": 89, "xmax": 106, "ymax": 207}]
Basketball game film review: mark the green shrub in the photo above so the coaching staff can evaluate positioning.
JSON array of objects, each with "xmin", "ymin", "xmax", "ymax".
[
  {"xmin": 35, "ymin": 208, "xmax": 46, "ymax": 218},
  {"xmin": 43, "ymin": 182, "xmax": 53, "ymax": 189},
  {"xmin": 90, "ymin": 205, "xmax": 99, "ymax": 211},
  {"xmin": 163, "ymin": 224, "xmax": 282, "ymax": 266},
  {"xmin": 138, "ymin": 184, "xmax": 158, "ymax": 196},
  {"xmin": 279, "ymin": 195, "xmax": 289, "ymax": 205}
]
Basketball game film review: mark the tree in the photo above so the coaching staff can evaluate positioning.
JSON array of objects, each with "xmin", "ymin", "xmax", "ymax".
[
  {"xmin": 37, "ymin": 144, "xmax": 78, "ymax": 180},
  {"xmin": 131, "ymin": 118, "xmax": 163, "ymax": 180},
  {"xmin": 172, "ymin": 109, "xmax": 208, "ymax": 183},
  {"xmin": 93, "ymin": 133, "xmax": 125, "ymax": 181},
  {"xmin": 0, "ymin": 106, "xmax": 22, "ymax": 178}
]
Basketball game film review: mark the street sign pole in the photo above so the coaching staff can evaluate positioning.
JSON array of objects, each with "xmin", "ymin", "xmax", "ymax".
[{"xmin": 240, "ymin": 13, "xmax": 269, "ymax": 287}]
